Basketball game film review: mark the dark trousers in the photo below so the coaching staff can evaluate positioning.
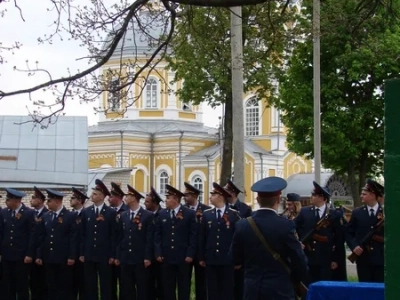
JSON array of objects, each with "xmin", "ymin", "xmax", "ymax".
[
  {"xmin": 72, "ymin": 261, "xmax": 85, "ymax": 300},
  {"xmin": 111, "ymin": 264, "xmax": 121, "ymax": 300},
  {"xmin": 233, "ymin": 268, "xmax": 244, "ymax": 300},
  {"xmin": 30, "ymin": 262, "xmax": 47, "ymax": 300},
  {"xmin": 45, "ymin": 263, "xmax": 73, "ymax": 300},
  {"xmin": 206, "ymin": 265, "xmax": 234, "ymax": 300},
  {"xmin": 84, "ymin": 261, "xmax": 112, "ymax": 300},
  {"xmin": 190, "ymin": 262, "xmax": 207, "ymax": 300},
  {"xmin": 2, "ymin": 260, "xmax": 30, "ymax": 300},
  {"xmin": 357, "ymin": 263, "xmax": 384, "ymax": 282},
  {"xmin": 162, "ymin": 263, "xmax": 191, "ymax": 300},
  {"xmin": 148, "ymin": 261, "xmax": 164, "ymax": 300},
  {"xmin": 120, "ymin": 263, "xmax": 149, "ymax": 300},
  {"xmin": 308, "ymin": 265, "xmax": 332, "ymax": 284}
]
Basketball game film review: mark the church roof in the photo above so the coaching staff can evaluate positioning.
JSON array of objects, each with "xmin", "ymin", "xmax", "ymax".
[
  {"xmin": 184, "ymin": 139, "xmax": 273, "ymax": 159},
  {"xmin": 89, "ymin": 119, "xmax": 218, "ymax": 136},
  {"xmin": 282, "ymin": 172, "xmax": 334, "ymax": 197},
  {"xmin": 104, "ymin": 10, "xmax": 172, "ymax": 60}
]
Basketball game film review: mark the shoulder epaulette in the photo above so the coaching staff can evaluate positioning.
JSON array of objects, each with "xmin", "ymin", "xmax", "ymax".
[
  {"xmin": 204, "ymin": 208, "xmax": 213, "ymax": 212},
  {"xmin": 229, "ymin": 208, "xmax": 242, "ymax": 219}
]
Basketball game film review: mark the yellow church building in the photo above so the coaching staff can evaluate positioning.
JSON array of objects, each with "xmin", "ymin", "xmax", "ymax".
[{"xmin": 88, "ymin": 6, "xmax": 312, "ymax": 208}]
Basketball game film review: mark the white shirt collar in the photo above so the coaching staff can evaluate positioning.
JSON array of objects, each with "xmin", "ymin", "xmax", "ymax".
[
  {"xmin": 94, "ymin": 202, "xmax": 104, "ymax": 211},
  {"xmin": 74, "ymin": 207, "xmax": 83, "ymax": 214},
  {"xmin": 130, "ymin": 207, "xmax": 140, "ymax": 215},
  {"xmin": 14, "ymin": 204, "xmax": 23, "ymax": 214},
  {"xmin": 215, "ymin": 205, "xmax": 227, "ymax": 215},
  {"xmin": 190, "ymin": 202, "xmax": 199, "ymax": 211},
  {"xmin": 36, "ymin": 206, "xmax": 45, "ymax": 215},
  {"xmin": 315, "ymin": 204, "xmax": 326, "ymax": 216},
  {"xmin": 258, "ymin": 207, "xmax": 278, "ymax": 214},
  {"xmin": 53, "ymin": 206, "xmax": 64, "ymax": 217},
  {"xmin": 173, "ymin": 205, "xmax": 181, "ymax": 215},
  {"xmin": 367, "ymin": 203, "xmax": 379, "ymax": 214}
]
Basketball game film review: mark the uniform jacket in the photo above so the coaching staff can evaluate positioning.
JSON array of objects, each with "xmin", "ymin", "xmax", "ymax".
[
  {"xmin": 198, "ymin": 206, "xmax": 240, "ymax": 265},
  {"xmin": 345, "ymin": 205, "xmax": 384, "ymax": 266},
  {"xmin": 0, "ymin": 204, "xmax": 36, "ymax": 261},
  {"xmin": 36, "ymin": 207, "xmax": 78, "ymax": 264},
  {"xmin": 116, "ymin": 207, "xmax": 154, "ymax": 265},
  {"xmin": 230, "ymin": 209, "xmax": 308, "ymax": 300},
  {"xmin": 231, "ymin": 200, "xmax": 252, "ymax": 218},
  {"xmin": 295, "ymin": 205, "xmax": 343, "ymax": 266},
  {"xmin": 154, "ymin": 206, "xmax": 197, "ymax": 264},
  {"xmin": 80, "ymin": 204, "xmax": 118, "ymax": 262}
]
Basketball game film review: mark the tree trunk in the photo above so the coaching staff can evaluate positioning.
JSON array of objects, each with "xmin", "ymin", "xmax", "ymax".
[
  {"xmin": 220, "ymin": 92, "xmax": 233, "ymax": 184},
  {"xmin": 357, "ymin": 150, "xmax": 368, "ymax": 204},
  {"xmin": 348, "ymin": 161, "xmax": 361, "ymax": 207}
]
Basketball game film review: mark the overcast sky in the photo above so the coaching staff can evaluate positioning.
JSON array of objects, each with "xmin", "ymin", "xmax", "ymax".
[{"xmin": 0, "ymin": 0, "xmax": 222, "ymax": 128}]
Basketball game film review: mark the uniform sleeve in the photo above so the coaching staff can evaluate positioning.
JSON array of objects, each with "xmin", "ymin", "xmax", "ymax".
[
  {"xmin": 68, "ymin": 213, "xmax": 79, "ymax": 260},
  {"xmin": 35, "ymin": 218, "xmax": 46, "ymax": 260},
  {"xmin": 285, "ymin": 221, "xmax": 308, "ymax": 283},
  {"xmin": 229, "ymin": 220, "xmax": 244, "ymax": 266},
  {"xmin": 197, "ymin": 214, "xmax": 207, "ymax": 261},
  {"xmin": 26, "ymin": 210, "xmax": 37, "ymax": 258},
  {"xmin": 331, "ymin": 210, "xmax": 345, "ymax": 263},
  {"xmin": 145, "ymin": 214, "xmax": 154, "ymax": 261},
  {"xmin": 109, "ymin": 209, "xmax": 118, "ymax": 259},
  {"xmin": 115, "ymin": 215, "xmax": 124, "ymax": 261},
  {"xmin": 154, "ymin": 214, "xmax": 163, "ymax": 259},
  {"xmin": 345, "ymin": 210, "xmax": 358, "ymax": 251},
  {"xmin": 186, "ymin": 212, "xmax": 197, "ymax": 259},
  {"xmin": 79, "ymin": 210, "xmax": 86, "ymax": 257},
  {"xmin": 0, "ymin": 213, "xmax": 3, "ymax": 256}
]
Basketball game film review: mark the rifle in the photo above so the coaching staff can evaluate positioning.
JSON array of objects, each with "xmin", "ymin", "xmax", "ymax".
[
  {"xmin": 300, "ymin": 214, "xmax": 330, "ymax": 244},
  {"xmin": 347, "ymin": 218, "xmax": 384, "ymax": 263}
]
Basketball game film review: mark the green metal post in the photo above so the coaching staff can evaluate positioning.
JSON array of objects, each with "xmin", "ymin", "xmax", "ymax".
[{"xmin": 384, "ymin": 78, "xmax": 400, "ymax": 298}]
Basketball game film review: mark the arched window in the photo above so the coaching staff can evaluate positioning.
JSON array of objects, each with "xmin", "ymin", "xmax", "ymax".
[
  {"xmin": 192, "ymin": 176, "xmax": 204, "ymax": 203},
  {"xmin": 245, "ymin": 97, "xmax": 259, "ymax": 136},
  {"xmin": 145, "ymin": 78, "xmax": 158, "ymax": 108},
  {"xmin": 108, "ymin": 78, "xmax": 121, "ymax": 111},
  {"xmin": 158, "ymin": 171, "xmax": 169, "ymax": 195}
]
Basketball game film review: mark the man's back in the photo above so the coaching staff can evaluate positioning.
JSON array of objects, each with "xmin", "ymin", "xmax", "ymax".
[{"xmin": 231, "ymin": 209, "xmax": 308, "ymax": 300}]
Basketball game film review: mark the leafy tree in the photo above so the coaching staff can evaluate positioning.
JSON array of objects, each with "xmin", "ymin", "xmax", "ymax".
[
  {"xmin": 167, "ymin": 5, "xmax": 296, "ymax": 183},
  {"xmin": 275, "ymin": 0, "xmax": 400, "ymax": 206},
  {"xmin": 0, "ymin": 0, "xmax": 393, "ymax": 125}
]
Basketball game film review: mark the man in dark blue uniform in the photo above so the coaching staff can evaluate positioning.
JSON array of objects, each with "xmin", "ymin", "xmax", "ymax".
[
  {"xmin": 198, "ymin": 182, "xmax": 241, "ymax": 300},
  {"xmin": 35, "ymin": 189, "xmax": 78, "ymax": 300},
  {"xmin": 109, "ymin": 181, "xmax": 129, "ymax": 300},
  {"xmin": 116, "ymin": 184, "xmax": 154, "ymax": 300},
  {"xmin": 346, "ymin": 178, "xmax": 384, "ymax": 282},
  {"xmin": 70, "ymin": 187, "xmax": 89, "ymax": 300},
  {"xmin": 230, "ymin": 177, "xmax": 308, "ymax": 300},
  {"xmin": 154, "ymin": 184, "xmax": 197, "ymax": 300},
  {"xmin": 330, "ymin": 204, "xmax": 348, "ymax": 281},
  {"xmin": 295, "ymin": 182, "xmax": 342, "ymax": 282},
  {"xmin": 224, "ymin": 179, "xmax": 252, "ymax": 300},
  {"xmin": 295, "ymin": 181, "xmax": 343, "ymax": 283},
  {"xmin": 1, "ymin": 188, "xmax": 35, "ymax": 300},
  {"xmin": 29, "ymin": 186, "xmax": 48, "ymax": 300},
  {"xmin": 145, "ymin": 187, "xmax": 164, "ymax": 300},
  {"xmin": 80, "ymin": 179, "xmax": 118, "ymax": 300},
  {"xmin": 183, "ymin": 181, "xmax": 210, "ymax": 300}
]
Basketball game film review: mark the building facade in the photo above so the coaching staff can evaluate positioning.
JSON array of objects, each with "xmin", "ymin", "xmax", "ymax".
[{"xmin": 88, "ymin": 7, "xmax": 313, "ymax": 208}]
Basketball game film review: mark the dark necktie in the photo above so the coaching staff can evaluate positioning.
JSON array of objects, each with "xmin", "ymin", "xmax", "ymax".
[
  {"xmin": 171, "ymin": 210, "xmax": 175, "ymax": 219},
  {"xmin": 130, "ymin": 212, "xmax": 134, "ymax": 220},
  {"xmin": 52, "ymin": 212, "xmax": 56, "ymax": 221},
  {"xmin": 315, "ymin": 208, "xmax": 320, "ymax": 221},
  {"xmin": 35, "ymin": 210, "xmax": 39, "ymax": 217},
  {"xmin": 217, "ymin": 209, "xmax": 222, "ymax": 222},
  {"xmin": 95, "ymin": 207, "xmax": 99, "ymax": 216},
  {"xmin": 11, "ymin": 210, "xmax": 15, "ymax": 218},
  {"xmin": 370, "ymin": 208, "xmax": 375, "ymax": 221}
]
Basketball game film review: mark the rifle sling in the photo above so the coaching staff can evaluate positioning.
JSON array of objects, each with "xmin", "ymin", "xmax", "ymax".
[{"xmin": 247, "ymin": 217, "xmax": 291, "ymax": 274}]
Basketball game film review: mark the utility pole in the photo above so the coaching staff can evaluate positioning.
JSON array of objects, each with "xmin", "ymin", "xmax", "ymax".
[
  {"xmin": 231, "ymin": 6, "xmax": 245, "ymax": 197},
  {"xmin": 313, "ymin": 0, "xmax": 321, "ymax": 184}
]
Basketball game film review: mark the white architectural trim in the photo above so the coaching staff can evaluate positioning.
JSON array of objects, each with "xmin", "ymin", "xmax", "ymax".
[
  {"xmin": 131, "ymin": 164, "xmax": 149, "ymax": 176},
  {"xmin": 142, "ymin": 75, "xmax": 160, "ymax": 109},
  {"xmin": 243, "ymin": 95, "xmax": 262, "ymax": 137},
  {"xmin": 188, "ymin": 170, "xmax": 207, "ymax": 182},
  {"xmin": 155, "ymin": 164, "xmax": 173, "ymax": 176},
  {"xmin": 100, "ymin": 164, "xmax": 112, "ymax": 168}
]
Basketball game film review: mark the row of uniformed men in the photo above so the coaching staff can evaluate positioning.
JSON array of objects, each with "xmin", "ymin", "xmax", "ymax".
[
  {"xmin": 282, "ymin": 179, "xmax": 384, "ymax": 285},
  {"xmin": 0, "ymin": 178, "xmax": 252, "ymax": 300}
]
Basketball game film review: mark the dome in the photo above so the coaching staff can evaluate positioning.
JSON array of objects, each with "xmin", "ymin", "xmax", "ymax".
[{"xmin": 103, "ymin": 8, "xmax": 172, "ymax": 60}]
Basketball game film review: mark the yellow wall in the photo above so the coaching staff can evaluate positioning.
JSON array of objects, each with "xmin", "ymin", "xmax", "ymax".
[
  {"xmin": 139, "ymin": 110, "xmax": 164, "ymax": 118},
  {"xmin": 88, "ymin": 153, "xmax": 116, "ymax": 168},
  {"xmin": 244, "ymin": 153, "xmax": 254, "ymax": 205},
  {"xmin": 134, "ymin": 170, "xmax": 145, "ymax": 191},
  {"xmin": 283, "ymin": 152, "xmax": 313, "ymax": 178},
  {"xmin": 252, "ymin": 139, "xmax": 272, "ymax": 151}
]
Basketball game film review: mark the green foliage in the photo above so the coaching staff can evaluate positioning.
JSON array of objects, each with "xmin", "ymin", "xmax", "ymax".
[
  {"xmin": 167, "ymin": 5, "xmax": 298, "ymax": 106},
  {"xmin": 275, "ymin": 0, "xmax": 400, "ymax": 204}
]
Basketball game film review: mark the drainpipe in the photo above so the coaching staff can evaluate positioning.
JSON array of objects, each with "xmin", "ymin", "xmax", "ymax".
[
  {"xmin": 120, "ymin": 130, "xmax": 124, "ymax": 168},
  {"xmin": 205, "ymin": 154, "xmax": 211, "ymax": 204},
  {"xmin": 178, "ymin": 131, "xmax": 184, "ymax": 190},
  {"xmin": 150, "ymin": 133, "xmax": 155, "ymax": 187}
]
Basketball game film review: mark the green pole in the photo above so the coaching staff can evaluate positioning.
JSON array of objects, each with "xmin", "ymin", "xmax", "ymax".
[{"xmin": 384, "ymin": 78, "xmax": 400, "ymax": 299}]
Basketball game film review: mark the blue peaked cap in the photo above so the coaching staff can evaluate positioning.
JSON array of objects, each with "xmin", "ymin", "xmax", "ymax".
[
  {"xmin": 46, "ymin": 188, "xmax": 65, "ymax": 199},
  {"xmin": 5, "ymin": 188, "xmax": 26, "ymax": 199},
  {"xmin": 251, "ymin": 177, "xmax": 287, "ymax": 195}
]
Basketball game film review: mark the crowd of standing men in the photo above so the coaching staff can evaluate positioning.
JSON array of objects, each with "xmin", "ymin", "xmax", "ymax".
[{"xmin": 0, "ymin": 174, "xmax": 384, "ymax": 300}]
